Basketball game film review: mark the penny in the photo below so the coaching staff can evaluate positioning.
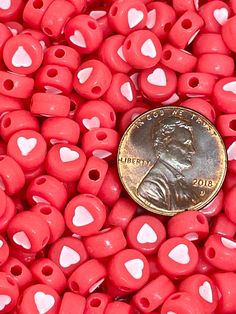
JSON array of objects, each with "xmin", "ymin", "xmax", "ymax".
[{"xmin": 117, "ymin": 106, "xmax": 227, "ymax": 216}]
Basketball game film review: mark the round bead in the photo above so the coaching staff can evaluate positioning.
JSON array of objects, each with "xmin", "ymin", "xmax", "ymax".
[
  {"xmin": 59, "ymin": 292, "xmax": 86, "ymax": 314},
  {"xmin": 119, "ymin": 104, "xmax": 149, "ymax": 133},
  {"xmin": 0, "ymin": 0, "xmax": 23, "ymax": 22},
  {"xmin": 23, "ymin": 0, "xmax": 54, "ymax": 29},
  {"xmin": 64, "ymin": 194, "xmax": 106, "ymax": 236},
  {"xmin": 0, "ymin": 94, "xmax": 23, "ymax": 119},
  {"xmin": 7, "ymin": 211, "xmax": 50, "ymax": 253},
  {"xmin": 213, "ymin": 77, "xmax": 236, "ymax": 113},
  {"xmin": 104, "ymin": 302, "xmax": 133, "ymax": 314},
  {"xmin": 0, "ymin": 197, "xmax": 16, "ymax": 233},
  {"xmin": 126, "ymin": 215, "xmax": 166, "ymax": 255},
  {"xmin": 217, "ymin": 113, "xmax": 236, "ymax": 136},
  {"xmin": 108, "ymin": 249, "xmax": 150, "ymax": 292},
  {"xmin": 210, "ymin": 213, "xmax": 236, "ymax": 239},
  {"xmin": 181, "ymin": 98, "xmax": 216, "ymax": 123},
  {"xmin": 0, "ymin": 23, "xmax": 12, "ymax": 58},
  {"xmin": 222, "ymin": 16, "xmax": 236, "ymax": 52},
  {"xmin": 68, "ymin": 259, "xmax": 107, "ymax": 296},
  {"xmin": 157, "ymin": 237, "xmax": 199, "ymax": 279},
  {"xmin": 200, "ymin": 190, "xmax": 224, "ymax": 217},
  {"xmin": 85, "ymin": 293, "xmax": 111, "ymax": 314},
  {"xmin": 74, "ymin": 60, "xmax": 112, "ymax": 99},
  {"xmin": 0, "ymin": 272, "xmax": 19, "ymax": 313},
  {"xmin": 3, "ymin": 34, "xmax": 43, "ymax": 75},
  {"xmin": 197, "ymin": 53, "xmax": 234, "ymax": 77},
  {"xmin": 193, "ymin": 33, "xmax": 230, "ymax": 56}
]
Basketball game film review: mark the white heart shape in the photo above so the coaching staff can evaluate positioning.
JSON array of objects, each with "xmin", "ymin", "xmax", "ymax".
[
  {"xmin": 13, "ymin": 231, "xmax": 31, "ymax": 250},
  {"xmin": 199, "ymin": 281, "xmax": 213, "ymax": 303},
  {"xmin": 137, "ymin": 223, "xmax": 157, "ymax": 244},
  {"xmin": 146, "ymin": 9, "xmax": 156, "ymax": 29},
  {"xmin": 89, "ymin": 278, "xmax": 105, "ymax": 293},
  {"xmin": 73, "ymin": 206, "xmax": 94, "ymax": 227},
  {"xmin": 92, "ymin": 149, "xmax": 112, "ymax": 159},
  {"xmin": 77, "ymin": 67, "xmax": 93, "ymax": 84},
  {"xmin": 17, "ymin": 137, "xmax": 37, "ymax": 156},
  {"xmin": 223, "ymin": 81, "xmax": 236, "ymax": 94},
  {"xmin": 121, "ymin": 82, "xmax": 133, "ymax": 101},
  {"xmin": 221, "ymin": 237, "xmax": 236, "ymax": 249},
  {"xmin": 0, "ymin": 240, "xmax": 4, "ymax": 248},
  {"xmin": 44, "ymin": 86, "xmax": 62, "ymax": 94},
  {"xmin": 227, "ymin": 142, "xmax": 236, "ymax": 161},
  {"xmin": 34, "ymin": 292, "xmax": 55, "ymax": 314},
  {"xmin": 0, "ymin": 0, "xmax": 11, "ymax": 10},
  {"xmin": 213, "ymin": 8, "xmax": 228, "ymax": 25},
  {"xmin": 128, "ymin": 8, "xmax": 144, "ymax": 28},
  {"xmin": 141, "ymin": 39, "xmax": 156, "ymax": 58},
  {"xmin": 125, "ymin": 258, "xmax": 144, "ymax": 279},
  {"xmin": 59, "ymin": 246, "xmax": 80, "ymax": 268},
  {"xmin": 70, "ymin": 30, "xmax": 86, "ymax": 47},
  {"xmin": 59, "ymin": 147, "xmax": 79, "ymax": 163},
  {"xmin": 0, "ymin": 295, "xmax": 11, "ymax": 311},
  {"xmin": 12, "ymin": 46, "xmax": 32, "ymax": 68},
  {"xmin": 117, "ymin": 46, "xmax": 126, "ymax": 62},
  {"xmin": 147, "ymin": 68, "xmax": 167, "ymax": 86},
  {"xmin": 83, "ymin": 116, "xmax": 100, "ymax": 130},
  {"xmin": 89, "ymin": 10, "xmax": 106, "ymax": 19},
  {"xmin": 168, "ymin": 244, "xmax": 190, "ymax": 264}
]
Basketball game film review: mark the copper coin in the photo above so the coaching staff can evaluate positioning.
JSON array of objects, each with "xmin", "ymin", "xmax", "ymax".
[{"xmin": 117, "ymin": 106, "xmax": 227, "ymax": 216}]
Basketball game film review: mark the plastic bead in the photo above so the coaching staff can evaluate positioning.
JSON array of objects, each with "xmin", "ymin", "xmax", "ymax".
[
  {"xmin": 0, "ymin": 23, "xmax": 12, "ymax": 58},
  {"xmin": 119, "ymin": 104, "xmax": 150, "ymax": 133},
  {"xmin": 167, "ymin": 211, "xmax": 209, "ymax": 241},
  {"xmin": 132, "ymin": 275, "xmax": 175, "ymax": 313},
  {"xmin": 108, "ymin": 249, "xmax": 150, "ymax": 292},
  {"xmin": 217, "ymin": 113, "xmax": 236, "ymax": 136},
  {"xmin": 195, "ymin": 248, "xmax": 215, "ymax": 276},
  {"xmin": 46, "ymin": 143, "xmax": 86, "ymax": 182},
  {"xmin": 64, "ymin": 194, "xmax": 106, "ymax": 236},
  {"xmin": 21, "ymin": 29, "xmax": 51, "ymax": 50},
  {"xmin": 17, "ymin": 284, "xmax": 60, "ymax": 314},
  {"xmin": 74, "ymin": 59, "xmax": 112, "ymax": 99},
  {"xmin": 23, "ymin": 0, "xmax": 54, "ymax": 29},
  {"xmin": 48, "ymin": 236, "xmax": 88, "ymax": 276},
  {"xmin": 213, "ymin": 77, "xmax": 236, "ymax": 113},
  {"xmin": 65, "ymin": 15, "xmax": 103, "ymax": 54},
  {"xmin": 157, "ymin": 237, "xmax": 199, "ymax": 279},
  {"xmin": 68, "ymin": 259, "xmax": 107, "ymax": 296},
  {"xmin": 0, "ymin": 0, "xmax": 23, "ymax": 22},
  {"xmin": 222, "ymin": 16, "xmax": 236, "ymax": 52},
  {"xmin": 224, "ymin": 186, "xmax": 236, "ymax": 224},
  {"xmin": 200, "ymin": 190, "xmax": 224, "ymax": 217},
  {"xmin": 172, "ymin": 0, "xmax": 196, "ymax": 14},
  {"xmin": 108, "ymin": 0, "xmax": 147, "ymax": 35},
  {"xmin": 0, "ymin": 197, "xmax": 16, "ymax": 233},
  {"xmin": 210, "ymin": 213, "xmax": 236, "ymax": 238},
  {"xmin": 181, "ymin": 98, "xmax": 216, "ymax": 123},
  {"xmin": 0, "ymin": 272, "xmax": 19, "ymax": 313},
  {"xmin": 0, "ymin": 94, "xmax": 23, "ymax": 119},
  {"xmin": 59, "ymin": 292, "xmax": 86, "ymax": 314},
  {"xmin": 26, "ymin": 175, "xmax": 68, "ymax": 211},
  {"xmin": 85, "ymin": 293, "xmax": 111, "ymax": 314},
  {"xmin": 192, "ymin": 33, "xmax": 230, "ymax": 56},
  {"xmin": 126, "ymin": 215, "xmax": 166, "ymax": 255},
  {"xmin": 3, "ymin": 34, "xmax": 43, "ymax": 75}
]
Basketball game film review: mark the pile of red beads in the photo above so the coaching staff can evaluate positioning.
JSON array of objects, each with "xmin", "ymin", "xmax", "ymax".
[{"xmin": 0, "ymin": 0, "xmax": 236, "ymax": 313}]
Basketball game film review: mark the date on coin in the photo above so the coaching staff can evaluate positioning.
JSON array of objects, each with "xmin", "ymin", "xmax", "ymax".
[{"xmin": 117, "ymin": 106, "xmax": 227, "ymax": 216}]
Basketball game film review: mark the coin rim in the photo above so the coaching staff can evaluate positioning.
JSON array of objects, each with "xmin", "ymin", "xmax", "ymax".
[{"xmin": 117, "ymin": 106, "xmax": 227, "ymax": 216}]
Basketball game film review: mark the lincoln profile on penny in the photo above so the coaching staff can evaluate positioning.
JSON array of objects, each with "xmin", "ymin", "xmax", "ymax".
[{"xmin": 137, "ymin": 116, "xmax": 198, "ymax": 211}]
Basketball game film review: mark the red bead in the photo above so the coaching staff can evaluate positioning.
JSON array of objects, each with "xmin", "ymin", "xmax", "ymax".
[
  {"xmin": 26, "ymin": 175, "xmax": 68, "ymax": 211},
  {"xmin": 0, "ymin": 257, "xmax": 33, "ymax": 290},
  {"xmin": 65, "ymin": 15, "xmax": 103, "ymax": 54},
  {"xmin": 122, "ymin": 30, "xmax": 162, "ymax": 69},
  {"xmin": 43, "ymin": 45, "xmax": 80, "ymax": 72},
  {"xmin": 108, "ymin": 0, "xmax": 147, "ymax": 35},
  {"xmin": 0, "ymin": 94, "xmax": 23, "ymax": 119},
  {"xmin": 195, "ymin": 248, "xmax": 215, "ymax": 276},
  {"xmin": 179, "ymin": 274, "xmax": 218, "ymax": 313},
  {"xmin": 21, "ymin": 29, "xmax": 51, "ymax": 50},
  {"xmin": 193, "ymin": 33, "xmax": 230, "ymax": 56},
  {"xmin": 7, "ymin": 211, "xmax": 50, "ymax": 253},
  {"xmin": 197, "ymin": 53, "xmax": 234, "ymax": 77},
  {"xmin": 48, "ymin": 236, "xmax": 88, "ymax": 277},
  {"xmin": 30, "ymin": 258, "xmax": 67, "ymax": 294},
  {"xmin": 199, "ymin": 1, "xmax": 230, "ymax": 33},
  {"xmin": 99, "ymin": 35, "xmax": 132, "ymax": 73},
  {"xmin": 17, "ymin": 284, "xmax": 60, "ymax": 314},
  {"xmin": 64, "ymin": 194, "xmax": 106, "ymax": 236},
  {"xmin": 0, "ymin": 0, "xmax": 23, "ymax": 22},
  {"xmin": 0, "ymin": 23, "xmax": 12, "ymax": 58},
  {"xmin": 59, "ymin": 292, "xmax": 86, "ymax": 314},
  {"xmin": 169, "ymin": 11, "xmax": 204, "ymax": 49},
  {"xmin": 172, "ymin": 0, "xmax": 196, "ymax": 14},
  {"xmin": 132, "ymin": 275, "xmax": 176, "ymax": 313},
  {"xmin": 30, "ymin": 204, "xmax": 65, "ymax": 244},
  {"xmin": 204, "ymin": 234, "xmax": 236, "ymax": 271},
  {"xmin": 167, "ymin": 211, "xmax": 209, "ymax": 241},
  {"xmin": 105, "ymin": 302, "xmax": 133, "ymax": 314},
  {"xmin": 0, "ymin": 272, "xmax": 19, "ymax": 313},
  {"xmin": 146, "ymin": 2, "xmax": 176, "ymax": 40},
  {"xmin": 200, "ymin": 190, "xmax": 224, "ymax": 217},
  {"xmin": 41, "ymin": 117, "xmax": 80, "ymax": 146},
  {"xmin": 0, "ymin": 236, "xmax": 9, "ymax": 266},
  {"xmin": 217, "ymin": 113, "xmax": 236, "ymax": 136},
  {"xmin": 211, "ymin": 213, "xmax": 236, "ymax": 238},
  {"xmin": 68, "ymin": 259, "xmax": 107, "ymax": 296},
  {"xmin": 77, "ymin": 156, "xmax": 108, "ymax": 195},
  {"xmin": 181, "ymin": 98, "xmax": 216, "ymax": 123},
  {"xmin": 126, "ymin": 215, "xmax": 166, "ymax": 255},
  {"xmin": 0, "ymin": 197, "xmax": 16, "ymax": 233},
  {"xmin": 213, "ymin": 77, "xmax": 236, "ymax": 113},
  {"xmin": 222, "ymin": 16, "xmax": 236, "ymax": 52},
  {"xmin": 85, "ymin": 293, "xmax": 111, "ymax": 314},
  {"xmin": 46, "ymin": 143, "xmax": 86, "ymax": 182},
  {"xmin": 119, "ymin": 104, "xmax": 149, "ymax": 133},
  {"xmin": 76, "ymin": 100, "xmax": 116, "ymax": 133},
  {"xmin": 0, "ymin": 71, "xmax": 34, "ymax": 99},
  {"xmin": 35, "ymin": 65, "xmax": 73, "ymax": 95},
  {"xmin": 84, "ymin": 226, "xmax": 127, "ymax": 258},
  {"xmin": 108, "ymin": 249, "xmax": 150, "ymax": 292},
  {"xmin": 23, "ymin": 0, "xmax": 54, "ymax": 29},
  {"xmin": 103, "ymin": 73, "xmax": 137, "ymax": 112},
  {"xmin": 3, "ymin": 34, "xmax": 43, "ymax": 75},
  {"xmin": 224, "ymin": 186, "xmax": 236, "ymax": 224},
  {"xmin": 74, "ymin": 60, "xmax": 112, "ymax": 99},
  {"xmin": 139, "ymin": 64, "xmax": 177, "ymax": 102},
  {"xmin": 7, "ymin": 130, "xmax": 47, "ymax": 171},
  {"xmin": 157, "ymin": 237, "xmax": 199, "ymax": 279}
]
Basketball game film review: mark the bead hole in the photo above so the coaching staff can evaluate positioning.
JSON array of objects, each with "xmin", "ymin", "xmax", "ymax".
[
  {"xmin": 3, "ymin": 79, "xmax": 14, "ymax": 90},
  {"xmin": 96, "ymin": 131, "xmax": 107, "ymax": 141},
  {"xmin": 207, "ymin": 247, "xmax": 216, "ymax": 259},
  {"xmin": 47, "ymin": 68, "xmax": 58, "ymax": 77},
  {"xmin": 163, "ymin": 50, "xmax": 172, "ymax": 60},
  {"xmin": 90, "ymin": 298, "xmax": 101, "ymax": 307},
  {"xmin": 89, "ymin": 169, "xmax": 100, "ymax": 181},
  {"xmin": 229, "ymin": 120, "xmax": 236, "ymax": 131},
  {"xmin": 111, "ymin": 6, "xmax": 118, "ymax": 16},
  {"xmin": 91, "ymin": 86, "xmax": 102, "ymax": 94},
  {"xmin": 43, "ymin": 27, "xmax": 53, "ymax": 36},
  {"xmin": 33, "ymin": 0, "xmax": 43, "ymax": 9},
  {"xmin": 36, "ymin": 177, "xmax": 46, "ymax": 185},
  {"xmin": 70, "ymin": 281, "xmax": 80, "ymax": 292},
  {"xmin": 196, "ymin": 214, "xmax": 205, "ymax": 224},
  {"xmin": 40, "ymin": 206, "xmax": 52, "ymax": 215},
  {"xmin": 164, "ymin": 22, "xmax": 172, "ymax": 32},
  {"xmin": 42, "ymin": 265, "xmax": 53, "ymax": 276},
  {"xmin": 181, "ymin": 19, "xmax": 192, "ymax": 29},
  {"xmin": 189, "ymin": 77, "xmax": 199, "ymax": 88},
  {"xmin": 11, "ymin": 265, "xmax": 22, "ymax": 276},
  {"xmin": 88, "ymin": 21, "xmax": 97, "ymax": 29},
  {"xmin": 55, "ymin": 49, "xmax": 65, "ymax": 58},
  {"xmin": 126, "ymin": 40, "xmax": 131, "ymax": 50},
  {"xmin": 3, "ymin": 117, "xmax": 11, "ymax": 128},
  {"xmin": 139, "ymin": 297, "xmax": 150, "ymax": 308}
]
